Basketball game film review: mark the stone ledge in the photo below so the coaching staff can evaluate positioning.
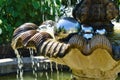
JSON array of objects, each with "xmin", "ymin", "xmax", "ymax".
[{"xmin": 0, "ymin": 56, "xmax": 69, "ymax": 75}]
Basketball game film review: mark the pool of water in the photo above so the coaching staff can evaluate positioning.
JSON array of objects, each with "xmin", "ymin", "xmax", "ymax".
[
  {"xmin": 0, "ymin": 71, "xmax": 72, "ymax": 80},
  {"xmin": 1, "ymin": 71, "xmax": 120, "ymax": 80},
  {"xmin": 116, "ymin": 75, "xmax": 120, "ymax": 80}
]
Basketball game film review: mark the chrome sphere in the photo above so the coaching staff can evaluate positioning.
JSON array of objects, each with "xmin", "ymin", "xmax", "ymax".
[{"xmin": 57, "ymin": 17, "xmax": 81, "ymax": 34}]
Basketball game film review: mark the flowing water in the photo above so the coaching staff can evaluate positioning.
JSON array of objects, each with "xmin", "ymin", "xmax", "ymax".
[
  {"xmin": 13, "ymin": 48, "xmax": 72, "ymax": 80},
  {"xmin": 14, "ymin": 49, "xmax": 24, "ymax": 80},
  {"xmin": 29, "ymin": 48, "xmax": 38, "ymax": 80}
]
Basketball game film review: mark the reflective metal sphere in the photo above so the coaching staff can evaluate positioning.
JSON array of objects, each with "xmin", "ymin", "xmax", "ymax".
[
  {"xmin": 80, "ymin": 24, "xmax": 94, "ymax": 39},
  {"xmin": 57, "ymin": 17, "xmax": 81, "ymax": 34}
]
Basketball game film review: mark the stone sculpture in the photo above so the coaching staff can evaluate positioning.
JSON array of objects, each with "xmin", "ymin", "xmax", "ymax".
[{"xmin": 11, "ymin": 0, "xmax": 120, "ymax": 80}]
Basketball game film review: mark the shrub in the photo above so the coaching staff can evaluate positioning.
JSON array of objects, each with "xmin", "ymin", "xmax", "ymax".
[{"xmin": 0, "ymin": 0, "xmax": 62, "ymax": 44}]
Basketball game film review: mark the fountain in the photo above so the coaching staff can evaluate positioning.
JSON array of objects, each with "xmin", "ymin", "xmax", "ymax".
[{"xmin": 11, "ymin": 0, "xmax": 120, "ymax": 80}]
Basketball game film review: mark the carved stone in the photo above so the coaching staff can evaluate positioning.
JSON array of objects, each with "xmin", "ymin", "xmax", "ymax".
[
  {"xmin": 72, "ymin": 0, "xmax": 119, "ymax": 30},
  {"xmin": 51, "ymin": 48, "xmax": 120, "ymax": 80}
]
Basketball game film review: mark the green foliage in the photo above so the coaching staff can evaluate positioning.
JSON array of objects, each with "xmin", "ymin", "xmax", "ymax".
[
  {"xmin": 0, "ymin": 0, "xmax": 62, "ymax": 44},
  {"xmin": 0, "ymin": 0, "xmax": 119, "ymax": 45},
  {"xmin": 114, "ymin": 0, "xmax": 120, "ymax": 21}
]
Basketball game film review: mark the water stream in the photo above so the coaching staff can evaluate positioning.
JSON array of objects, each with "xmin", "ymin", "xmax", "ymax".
[
  {"xmin": 14, "ymin": 48, "xmax": 71, "ymax": 80},
  {"xmin": 14, "ymin": 49, "xmax": 24, "ymax": 80},
  {"xmin": 29, "ymin": 48, "xmax": 38, "ymax": 80}
]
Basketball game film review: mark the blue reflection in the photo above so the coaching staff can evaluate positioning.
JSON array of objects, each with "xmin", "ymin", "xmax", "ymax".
[{"xmin": 57, "ymin": 17, "xmax": 81, "ymax": 33}]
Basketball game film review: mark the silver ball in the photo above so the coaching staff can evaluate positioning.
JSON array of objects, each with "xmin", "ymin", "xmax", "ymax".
[{"xmin": 57, "ymin": 17, "xmax": 80, "ymax": 34}]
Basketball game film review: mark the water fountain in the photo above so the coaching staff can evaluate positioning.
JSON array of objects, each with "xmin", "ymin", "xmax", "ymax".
[{"xmin": 11, "ymin": 0, "xmax": 120, "ymax": 80}]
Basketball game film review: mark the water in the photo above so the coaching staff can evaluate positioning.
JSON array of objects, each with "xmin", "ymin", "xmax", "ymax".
[
  {"xmin": 14, "ymin": 49, "xmax": 24, "ymax": 80},
  {"xmin": 1, "ymin": 71, "xmax": 120, "ymax": 80},
  {"xmin": 13, "ymin": 48, "xmax": 72, "ymax": 80},
  {"xmin": 0, "ymin": 71, "xmax": 72, "ymax": 80},
  {"xmin": 29, "ymin": 48, "xmax": 38, "ymax": 80}
]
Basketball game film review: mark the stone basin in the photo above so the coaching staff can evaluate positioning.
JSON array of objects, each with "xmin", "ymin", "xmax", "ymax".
[{"xmin": 51, "ymin": 48, "xmax": 120, "ymax": 80}]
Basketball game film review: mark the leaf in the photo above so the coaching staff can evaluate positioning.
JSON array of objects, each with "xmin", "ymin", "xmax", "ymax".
[
  {"xmin": 12, "ymin": 11, "xmax": 18, "ymax": 17},
  {"xmin": 0, "ymin": 0, "xmax": 63, "ymax": 44},
  {"xmin": 30, "ymin": 13, "xmax": 35, "ymax": 17},
  {"xmin": 32, "ymin": 1, "xmax": 40, "ymax": 10},
  {"xmin": 0, "ymin": 0, "xmax": 4, "ymax": 6}
]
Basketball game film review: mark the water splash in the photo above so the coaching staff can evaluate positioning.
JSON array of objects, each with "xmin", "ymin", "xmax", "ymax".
[
  {"xmin": 55, "ymin": 63, "xmax": 60, "ymax": 80},
  {"xmin": 38, "ymin": 60, "xmax": 46, "ymax": 79},
  {"xmin": 14, "ymin": 49, "xmax": 24, "ymax": 80},
  {"xmin": 43, "ymin": 62, "xmax": 50, "ymax": 80},
  {"xmin": 50, "ymin": 61, "xmax": 53, "ymax": 80},
  {"xmin": 14, "ymin": 48, "xmax": 71, "ymax": 80},
  {"xmin": 45, "ymin": 71, "xmax": 49, "ymax": 80},
  {"xmin": 29, "ymin": 48, "xmax": 38, "ymax": 80},
  {"xmin": 60, "ymin": 65, "xmax": 63, "ymax": 80}
]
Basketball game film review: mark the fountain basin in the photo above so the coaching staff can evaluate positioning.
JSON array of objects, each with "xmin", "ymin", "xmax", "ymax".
[
  {"xmin": 0, "ymin": 56, "xmax": 69, "ymax": 75},
  {"xmin": 0, "ymin": 70, "xmax": 72, "ymax": 80},
  {"xmin": 51, "ymin": 48, "xmax": 120, "ymax": 80}
]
